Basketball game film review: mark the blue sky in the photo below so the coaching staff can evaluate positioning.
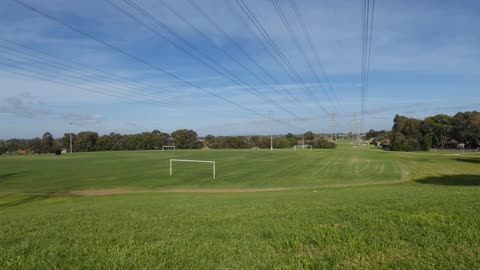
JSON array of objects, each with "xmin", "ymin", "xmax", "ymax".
[{"xmin": 0, "ymin": 0, "xmax": 479, "ymax": 139}]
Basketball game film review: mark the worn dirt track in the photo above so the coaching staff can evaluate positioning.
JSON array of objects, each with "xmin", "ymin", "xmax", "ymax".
[{"xmin": 0, "ymin": 179, "xmax": 411, "ymax": 196}]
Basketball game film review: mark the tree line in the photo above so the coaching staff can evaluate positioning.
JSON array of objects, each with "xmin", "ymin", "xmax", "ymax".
[
  {"xmin": 366, "ymin": 111, "xmax": 480, "ymax": 151},
  {"xmin": 0, "ymin": 129, "xmax": 335, "ymax": 154}
]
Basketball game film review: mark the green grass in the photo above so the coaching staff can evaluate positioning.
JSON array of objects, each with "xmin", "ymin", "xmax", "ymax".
[{"xmin": 1, "ymin": 142, "xmax": 480, "ymax": 269}]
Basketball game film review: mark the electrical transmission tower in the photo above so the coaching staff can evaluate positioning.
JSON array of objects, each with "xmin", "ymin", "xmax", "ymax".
[
  {"xmin": 353, "ymin": 113, "xmax": 360, "ymax": 142},
  {"xmin": 330, "ymin": 113, "xmax": 337, "ymax": 142}
]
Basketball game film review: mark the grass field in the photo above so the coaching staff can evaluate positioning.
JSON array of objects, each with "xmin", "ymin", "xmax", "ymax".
[{"xmin": 1, "ymin": 142, "xmax": 480, "ymax": 268}]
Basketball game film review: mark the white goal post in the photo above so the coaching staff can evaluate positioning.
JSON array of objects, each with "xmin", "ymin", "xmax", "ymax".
[
  {"xmin": 162, "ymin": 146, "xmax": 176, "ymax": 151},
  {"xmin": 294, "ymin": 145, "xmax": 313, "ymax": 151},
  {"xmin": 169, "ymin": 159, "xmax": 216, "ymax": 179}
]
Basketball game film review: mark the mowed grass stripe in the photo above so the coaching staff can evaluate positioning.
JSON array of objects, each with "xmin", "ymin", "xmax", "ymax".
[{"xmin": 2, "ymin": 143, "xmax": 480, "ymax": 192}]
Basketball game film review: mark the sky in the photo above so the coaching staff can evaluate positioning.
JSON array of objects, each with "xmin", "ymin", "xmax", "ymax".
[{"xmin": 0, "ymin": 0, "xmax": 479, "ymax": 139}]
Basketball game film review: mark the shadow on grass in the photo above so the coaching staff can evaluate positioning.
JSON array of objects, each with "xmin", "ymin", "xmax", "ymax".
[
  {"xmin": 454, "ymin": 158, "xmax": 480, "ymax": 164},
  {"xmin": 0, "ymin": 171, "xmax": 32, "ymax": 183},
  {"xmin": 416, "ymin": 175, "xmax": 480, "ymax": 186},
  {"xmin": 0, "ymin": 194, "xmax": 54, "ymax": 207}
]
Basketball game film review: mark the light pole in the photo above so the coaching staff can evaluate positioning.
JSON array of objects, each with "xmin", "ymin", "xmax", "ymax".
[
  {"xmin": 69, "ymin": 122, "xmax": 73, "ymax": 153},
  {"xmin": 269, "ymin": 111, "xmax": 273, "ymax": 151}
]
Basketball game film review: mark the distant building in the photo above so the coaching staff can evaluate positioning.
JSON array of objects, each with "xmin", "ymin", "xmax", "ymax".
[{"xmin": 448, "ymin": 139, "xmax": 460, "ymax": 149}]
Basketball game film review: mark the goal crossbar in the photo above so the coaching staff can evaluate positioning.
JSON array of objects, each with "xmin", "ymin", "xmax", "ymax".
[
  {"xmin": 294, "ymin": 145, "xmax": 313, "ymax": 151},
  {"xmin": 169, "ymin": 159, "xmax": 216, "ymax": 179}
]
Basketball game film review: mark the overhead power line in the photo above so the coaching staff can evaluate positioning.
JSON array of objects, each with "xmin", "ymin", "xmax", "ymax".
[
  {"xmin": 361, "ymin": 0, "xmax": 376, "ymax": 129},
  {"xmin": 181, "ymin": 0, "xmax": 310, "ymax": 114},
  {"xmin": 0, "ymin": 52, "xmax": 252, "ymax": 117},
  {"xmin": 270, "ymin": 0, "xmax": 337, "ymax": 113},
  {"xmin": 114, "ymin": 0, "xmax": 303, "ymax": 120},
  {"xmin": 0, "ymin": 43, "xmax": 212, "ymax": 109},
  {"xmin": 10, "ymin": 0, "xmax": 266, "ymax": 118},
  {"xmin": 8, "ymin": 0, "xmax": 352, "ymax": 133},
  {"xmin": 288, "ymin": 0, "xmax": 345, "ymax": 114},
  {"xmin": 232, "ymin": 0, "xmax": 332, "ymax": 115}
]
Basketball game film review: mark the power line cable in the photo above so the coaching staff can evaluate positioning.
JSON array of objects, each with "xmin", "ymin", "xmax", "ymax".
[
  {"xmin": 365, "ymin": 0, "xmax": 375, "ymax": 108},
  {"xmin": 0, "ymin": 57, "xmax": 253, "ymax": 117},
  {"xmin": 10, "ymin": 0, "xmax": 266, "ymax": 118},
  {"xmin": 116, "ymin": 0, "xmax": 302, "ymax": 119},
  {"xmin": 233, "ymin": 0, "xmax": 331, "ymax": 116},
  {"xmin": 177, "ymin": 0, "xmax": 309, "ymax": 113},
  {"xmin": 288, "ymin": 0, "xmax": 345, "ymax": 114},
  {"xmin": 270, "ymin": 0, "xmax": 337, "ymax": 112},
  {"xmin": 0, "ymin": 40, "xmax": 214, "ymax": 108},
  {"xmin": 360, "ymin": 0, "xmax": 375, "ymax": 131}
]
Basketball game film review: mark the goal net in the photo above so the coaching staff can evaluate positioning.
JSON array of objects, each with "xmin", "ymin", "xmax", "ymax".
[
  {"xmin": 162, "ymin": 146, "xmax": 176, "ymax": 151},
  {"xmin": 294, "ymin": 145, "xmax": 312, "ymax": 151}
]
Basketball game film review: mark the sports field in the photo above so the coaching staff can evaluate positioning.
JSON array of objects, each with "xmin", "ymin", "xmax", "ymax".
[{"xmin": 1, "ymin": 143, "xmax": 480, "ymax": 268}]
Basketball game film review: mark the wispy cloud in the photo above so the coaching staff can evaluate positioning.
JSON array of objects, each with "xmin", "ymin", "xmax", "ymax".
[{"xmin": 0, "ymin": 92, "xmax": 101, "ymax": 124}]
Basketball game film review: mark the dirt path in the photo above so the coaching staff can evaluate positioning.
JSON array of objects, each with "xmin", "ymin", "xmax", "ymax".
[{"xmin": 0, "ymin": 179, "xmax": 412, "ymax": 197}]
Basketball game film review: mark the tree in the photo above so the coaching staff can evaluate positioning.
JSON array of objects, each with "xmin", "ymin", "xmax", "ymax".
[
  {"xmin": 450, "ymin": 111, "xmax": 480, "ymax": 149},
  {"xmin": 390, "ymin": 112, "xmax": 480, "ymax": 151},
  {"xmin": 249, "ymin": 136, "xmax": 260, "ymax": 147},
  {"xmin": 203, "ymin": 135, "xmax": 216, "ymax": 148},
  {"xmin": 5, "ymin": 139, "xmax": 28, "ymax": 152},
  {"xmin": 121, "ymin": 134, "xmax": 143, "ymax": 150},
  {"xmin": 171, "ymin": 129, "xmax": 200, "ymax": 149},
  {"xmin": 221, "ymin": 136, "xmax": 250, "ymax": 149},
  {"xmin": 285, "ymin": 133, "xmax": 298, "ymax": 147},
  {"xmin": 61, "ymin": 133, "xmax": 76, "ymax": 152},
  {"xmin": 0, "ymin": 141, "xmax": 5, "ymax": 154},
  {"xmin": 42, "ymin": 132, "xmax": 54, "ymax": 153},
  {"xmin": 365, "ymin": 129, "xmax": 379, "ymax": 140},
  {"xmin": 390, "ymin": 132, "xmax": 406, "ymax": 151},
  {"xmin": 29, "ymin": 138, "xmax": 43, "ymax": 154},
  {"xmin": 274, "ymin": 137, "xmax": 290, "ymax": 148},
  {"xmin": 391, "ymin": 115, "xmax": 425, "ymax": 151},
  {"xmin": 423, "ymin": 114, "xmax": 452, "ymax": 148},
  {"xmin": 303, "ymin": 131, "xmax": 315, "ymax": 143},
  {"xmin": 312, "ymin": 136, "xmax": 336, "ymax": 148},
  {"xmin": 152, "ymin": 130, "xmax": 170, "ymax": 149},
  {"xmin": 74, "ymin": 132, "xmax": 99, "ymax": 152},
  {"xmin": 140, "ymin": 132, "xmax": 155, "ymax": 150},
  {"xmin": 95, "ymin": 133, "xmax": 123, "ymax": 151},
  {"xmin": 256, "ymin": 137, "xmax": 271, "ymax": 149}
]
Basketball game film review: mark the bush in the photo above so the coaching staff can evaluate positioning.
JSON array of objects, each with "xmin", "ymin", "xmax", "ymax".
[{"xmin": 312, "ymin": 137, "xmax": 336, "ymax": 149}]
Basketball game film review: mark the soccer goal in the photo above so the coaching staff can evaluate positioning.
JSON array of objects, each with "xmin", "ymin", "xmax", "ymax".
[
  {"xmin": 162, "ymin": 146, "xmax": 176, "ymax": 151},
  {"xmin": 294, "ymin": 145, "xmax": 312, "ymax": 151},
  {"xmin": 169, "ymin": 159, "xmax": 216, "ymax": 179}
]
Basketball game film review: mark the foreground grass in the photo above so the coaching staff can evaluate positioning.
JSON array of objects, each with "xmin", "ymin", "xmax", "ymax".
[
  {"xmin": 1, "ymin": 144, "xmax": 480, "ymax": 268},
  {"xmin": 1, "ymin": 183, "xmax": 480, "ymax": 269}
]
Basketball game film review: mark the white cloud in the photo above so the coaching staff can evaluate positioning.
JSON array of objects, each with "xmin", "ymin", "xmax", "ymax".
[{"xmin": 0, "ymin": 91, "xmax": 102, "ymax": 124}]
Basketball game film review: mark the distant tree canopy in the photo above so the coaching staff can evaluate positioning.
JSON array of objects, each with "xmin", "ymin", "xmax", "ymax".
[
  {"xmin": 171, "ymin": 129, "xmax": 200, "ymax": 149},
  {"xmin": 377, "ymin": 111, "xmax": 480, "ymax": 151},
  {"xmin": 365, "ymin": 129, "xmax": 389, "ymax": 140},
  {"xmin": 303, "ymin": 131, "xmax": 315, "ymax": 142},
  {"xmin": 0, "ymin": 141, "xmax": 6, "ymax": 153},
  {"xmin": 203, "ymin": 133, "xmax": 335, "ymax": 149},
  {"xmin": 208, "ymin": 136, "xmax": 250, "ymax": 149},
  {"xmin": 74, "ymin": 132, "xmax": 99, "ymax": 152},
  {"xmin": 1, "ymin": 129, "xmax": 336, "ymax": 154},
  {"xmin": 2, "ymin": 111, "xmax": 477, "ymax": 154},
  {"xmin": 42, "ymin": 132, "xmax": 54, "ymax": 153}
]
